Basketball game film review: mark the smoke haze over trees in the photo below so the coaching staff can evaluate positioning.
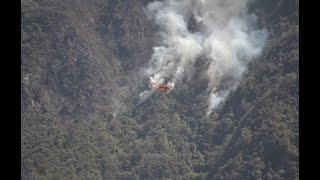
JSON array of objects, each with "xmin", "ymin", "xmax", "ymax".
[{"xmin": 21, "ymin": 0, "xmax": 298, "ymax": 179}]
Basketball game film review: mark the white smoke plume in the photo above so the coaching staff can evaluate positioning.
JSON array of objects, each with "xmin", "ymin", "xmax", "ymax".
[{"xmin": 140, "ymin": 0, "xmax": 267, "ymax": 115}]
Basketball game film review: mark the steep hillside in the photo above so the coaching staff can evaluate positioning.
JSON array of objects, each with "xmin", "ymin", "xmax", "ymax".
[{"xmin": 21, "ymin": 0, "xmax": 298, "ymax": 179}]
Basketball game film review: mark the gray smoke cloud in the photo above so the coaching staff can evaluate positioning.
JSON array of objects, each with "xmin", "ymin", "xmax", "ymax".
[{"xmin": 140, "ymin": 0, "xmax": 267, "ymax": 115}]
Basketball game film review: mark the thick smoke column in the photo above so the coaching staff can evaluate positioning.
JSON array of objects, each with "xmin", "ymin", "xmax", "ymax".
[{"xmin": 140, "ymin": 0, "xmax": 267, "ymax": 115}]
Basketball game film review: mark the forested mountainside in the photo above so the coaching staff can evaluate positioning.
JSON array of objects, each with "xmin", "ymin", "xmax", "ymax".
[{"xmin": 21, "ymin": 0, "xmax": 299, "ymax": 179}]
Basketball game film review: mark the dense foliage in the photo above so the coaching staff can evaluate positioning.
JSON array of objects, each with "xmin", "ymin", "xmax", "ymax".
[{"xmin": 21, "ymin": 0, "xmax": 298, "ymax": 179}]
